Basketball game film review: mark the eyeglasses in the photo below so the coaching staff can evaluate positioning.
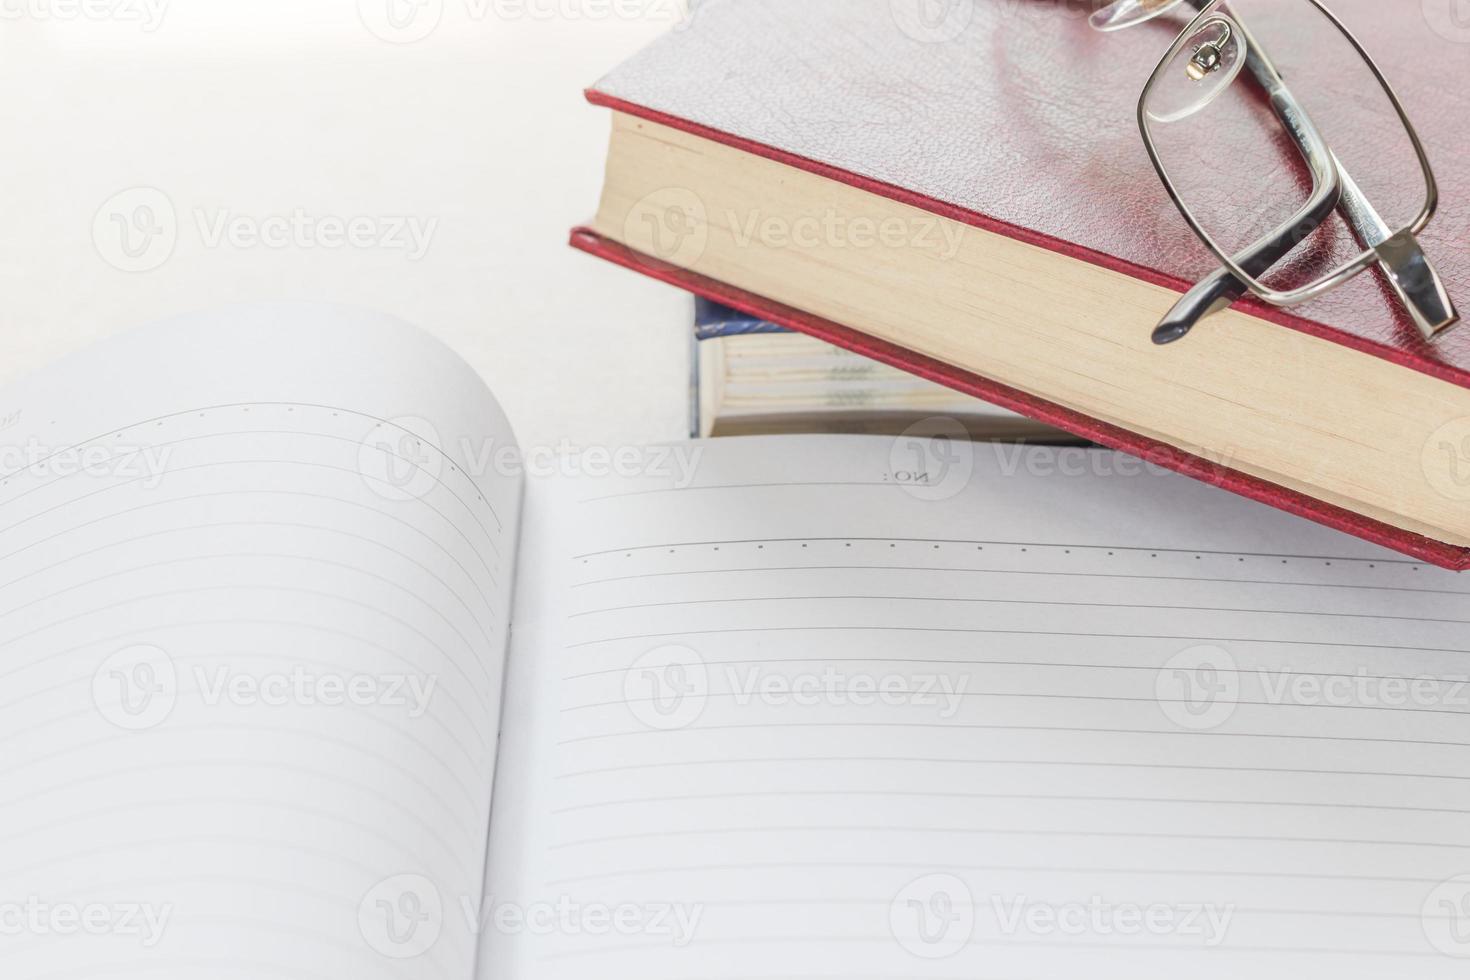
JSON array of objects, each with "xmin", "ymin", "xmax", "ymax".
[{"xmin": 1092, "ymin": 0, "xmax": 1458, "ymax": 345}]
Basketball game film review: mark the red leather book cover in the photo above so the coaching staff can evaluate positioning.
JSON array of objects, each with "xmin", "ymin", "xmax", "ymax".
[{"xmin": 572, "ymin": 0, "xmax": 1470, "ymax": 568}]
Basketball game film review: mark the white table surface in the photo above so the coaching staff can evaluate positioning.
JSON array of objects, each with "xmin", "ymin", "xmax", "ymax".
[{"xmin": 0, "ymin": 1, "xmax": 692, "ymax": 451}]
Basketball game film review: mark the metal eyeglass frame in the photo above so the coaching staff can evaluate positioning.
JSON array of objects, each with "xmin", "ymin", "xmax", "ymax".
[{"xmin": 1110, "ymin": 0, "xmax": 1457, "ymax": 345}]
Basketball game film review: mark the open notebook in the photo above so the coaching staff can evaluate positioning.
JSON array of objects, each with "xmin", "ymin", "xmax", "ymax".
[{"xmin": 4, "ymin": 304, "xmax": 1470, "ymax": 978}]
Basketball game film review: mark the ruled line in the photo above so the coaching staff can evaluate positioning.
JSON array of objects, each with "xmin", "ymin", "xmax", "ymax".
[
  {"xmin": 547, "ymin": 825, "xmax": 1470, "ymax": 853},
  {"xmin": 570, "ymin": 536, "xmax": 1414, "ymax": 566},
  {"xmin": 561, "ymin": 656, "xmax": 1470, "ymax": 687},
  {"xmin": 548, "ymin": 789, "xmax": 1470, "ymax": 818},
  {"xmin": 554, "ymin": 756, "xmax": 1470, "ymax": 784},
  {"xmin": 572, "ymin": 563, "xmax": 1468, "ymax": 597},
  {"xmin": 554, "ymin": 720, "xmax": 1470, "ymax": 750},
  {"xmin": 570, "ymin": 593, "xmax": 1470, "ymax": 626},
  {"xmin": 567, "ymin": 689, "xmax": 1470, "ymax": 719},
  {"xmin": 564, "ymin": 624, "xmax": 1470, "ymax": 656},
  {"xmin": 542, "ymin": 859, "xmax": 1450, "ymax": 889}
]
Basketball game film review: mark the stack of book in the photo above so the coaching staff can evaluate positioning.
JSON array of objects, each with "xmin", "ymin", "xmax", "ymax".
[
  {"xmin": 573, "ymin": 0, "xmax": 1470, "ymax": 567},
  {"xmin": 692, "ymin": 298, "xmax": 1071, "ymax": 441}
]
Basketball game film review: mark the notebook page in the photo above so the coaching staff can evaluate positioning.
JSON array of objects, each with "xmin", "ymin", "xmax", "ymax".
[
  {"xmin": 0, "ymin": 305, "xmax": 518, "ymax": 978},
  {"xmin": 482, "ymin": 434, "xmax": 1470, "ymax": 979}
]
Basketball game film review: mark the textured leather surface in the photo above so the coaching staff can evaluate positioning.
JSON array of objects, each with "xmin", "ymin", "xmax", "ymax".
[
  {"xmin": 590, "ymin": 0, "xmax": 1470, "ymax": 383},
  {"xmin": 573, "ymin": 227, "xmax": 1470, "ymax": 569}
]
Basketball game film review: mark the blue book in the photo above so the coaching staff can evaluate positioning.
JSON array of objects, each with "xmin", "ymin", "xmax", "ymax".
[{"xmin": 694, "ymin": 297, "xmax": 790, "ymax": 341}]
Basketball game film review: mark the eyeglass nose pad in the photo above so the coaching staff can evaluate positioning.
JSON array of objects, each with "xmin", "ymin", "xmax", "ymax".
[
  {"xmin": 1089, "ymin": 0, "xmax": 1187, "ymax": 33},
  {"xmin": 1144, "ymin": 15, "xmax": 1248, "ymax": 123}
]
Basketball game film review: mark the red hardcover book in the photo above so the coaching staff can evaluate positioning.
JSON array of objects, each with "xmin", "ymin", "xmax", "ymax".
[{"xmin": 571, "ymin": 0, "xmax": 1470, "ymax": 568}]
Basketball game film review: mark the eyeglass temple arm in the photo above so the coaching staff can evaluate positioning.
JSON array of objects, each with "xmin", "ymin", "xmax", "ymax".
[
  {"xmin": 1334, "ymin": 161, "xmax": 1458, "ymax": 341},
  {"xmin": 1153, "ymin": 2, "xmax": 1457, "ymax": 344},
  {"xmin": 1152, "ymin": 190, "xmax": 1337, "ymax": 344},
  {"xmin": 1152, "ymin": 27, "xmax": 1337, "ymax": 343}
]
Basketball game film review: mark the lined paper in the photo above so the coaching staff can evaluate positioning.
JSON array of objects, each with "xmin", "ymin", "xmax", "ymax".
[
  {"xmin": 0, "ymin": 306, "xmax": 518, "ymax": 978},
  {"xmin": 482, "ymin": 435, "xmax": 1470, "ymax": 979}
]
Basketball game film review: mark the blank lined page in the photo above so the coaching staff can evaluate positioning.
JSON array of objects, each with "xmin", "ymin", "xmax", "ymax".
[
  {"xmin": 483, "ymin": 435, "xmax": 1470, "ymax": 979},
  {"xmin": 0, "ymin": 306, "xmax": 518, "ymax": 978}
]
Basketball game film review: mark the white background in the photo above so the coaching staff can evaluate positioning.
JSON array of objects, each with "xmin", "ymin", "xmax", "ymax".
[{"xmin": 0, "ymin": 0, "xmax": 691, "ymax": 450}]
